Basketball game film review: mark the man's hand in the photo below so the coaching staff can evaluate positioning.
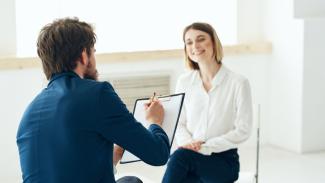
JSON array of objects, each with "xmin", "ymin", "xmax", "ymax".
[
  {"xmin": 179, "ymin": 141, "xmax": 204, "ymax": 152},
  {"xmin": 144, "ymin": 100, "xmax": 164, "ymax": 126},
  {"xmin": 113, "ymin": 145, "xmax": 124, "ymax": 166}
]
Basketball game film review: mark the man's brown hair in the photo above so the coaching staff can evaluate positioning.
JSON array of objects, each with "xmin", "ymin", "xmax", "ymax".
[{"xmin": 37, "ymin": 17, "xmax": 96, "ymax": 80}]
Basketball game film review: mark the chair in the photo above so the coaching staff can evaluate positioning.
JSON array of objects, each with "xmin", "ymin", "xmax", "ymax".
[{"xmin": 235, "ymin": 104, "xmax": 261, "ymax": 183}]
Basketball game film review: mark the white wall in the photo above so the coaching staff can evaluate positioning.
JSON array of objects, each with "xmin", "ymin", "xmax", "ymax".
[
  {"xmin": 294, "ymin": 0, "xmax": 325, "ymax": 18},
  {"xmin": 259, "ymin": 0, "xmax": 325, "ymax": 153},
  {"xmin": 0, "ymin": 69, "xmax": 44, "ymax": 182},
  {"xmin": 15, "ymin": 0, "xmax": 238, "ymax": 57},
  {"xmin": 0, "ymin": 0, "xmax": 16, "ymax": 57},
  {"xmin": 261, "ymin": 0, "xmax": 304, "ymax": 153},
  {"xmin": 302, "ymin": 18, "xmax": 325, "ymax": 152},
  {"xmin": 237, "ymin": 0, "xmax": 264, "ymax": 43},
  {"xmin": 0, "ymin": 54, "xmax": 269, "ymax": 182}
]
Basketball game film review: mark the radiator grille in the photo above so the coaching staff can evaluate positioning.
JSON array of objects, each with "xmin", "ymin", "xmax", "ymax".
[{"xmin": 107, "ymin": 75, "xmax": 170, "ymax": 111}]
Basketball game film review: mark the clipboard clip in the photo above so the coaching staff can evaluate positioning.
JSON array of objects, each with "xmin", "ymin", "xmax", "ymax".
[
  {"xmin": 157, "ymin": 95, "xmax": 171, "ymax": 102},
  {"xmin": 147, "ymin": 94, "xmax": 171, "ymax": 102}
]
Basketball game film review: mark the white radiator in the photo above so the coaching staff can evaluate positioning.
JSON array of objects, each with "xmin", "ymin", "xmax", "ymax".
[{"xmin": 106, "ymin": 74, "xmax": 170, "ymax": 111}]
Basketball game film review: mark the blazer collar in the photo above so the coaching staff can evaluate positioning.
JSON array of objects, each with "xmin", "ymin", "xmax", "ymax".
[{"xmin": 48, "ymin": 72, "xmax": 80, "ymax": 86}]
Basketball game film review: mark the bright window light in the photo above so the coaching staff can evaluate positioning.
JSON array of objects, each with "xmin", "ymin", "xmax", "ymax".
[{"xmin": 16, "ymin": 0, "xmax": 237, "ymax": 57}]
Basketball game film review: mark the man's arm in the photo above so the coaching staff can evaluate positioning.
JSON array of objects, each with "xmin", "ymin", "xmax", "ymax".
[{"xmin": 97, "ymin": 82, "xmax": 170, "ymax": 166}]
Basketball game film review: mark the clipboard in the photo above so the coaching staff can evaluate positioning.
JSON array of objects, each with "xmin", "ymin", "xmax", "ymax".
[{"xmin": 120, "ymin": 93, "xmax": 185, "ymax": 164}]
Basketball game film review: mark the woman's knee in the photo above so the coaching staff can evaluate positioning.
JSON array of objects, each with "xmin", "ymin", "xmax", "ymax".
[{"xmin": 169, "ymin": 148, "xmax": 198, "ymax": 164}]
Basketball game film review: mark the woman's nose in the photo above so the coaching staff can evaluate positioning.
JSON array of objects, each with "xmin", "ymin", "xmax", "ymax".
[{"xmin": 193, "ymin": 41, "xmax": 200, "ymax": 49}]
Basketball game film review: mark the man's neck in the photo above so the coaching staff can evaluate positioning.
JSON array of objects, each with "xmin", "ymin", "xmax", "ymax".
[{"xmin": 73, "ymin": 63, "xmax": 86, "ymax": 79}]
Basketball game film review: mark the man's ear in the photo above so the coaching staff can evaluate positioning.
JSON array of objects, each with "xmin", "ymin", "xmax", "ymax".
[{"xmin": 80, "ymin": 49, "xmax": 89, "ymax": 66}]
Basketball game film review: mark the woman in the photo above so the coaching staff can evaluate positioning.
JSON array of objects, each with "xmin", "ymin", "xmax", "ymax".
[{"xmin": 162, "ymin": 22, "xmax": 253, "ymax": 183}]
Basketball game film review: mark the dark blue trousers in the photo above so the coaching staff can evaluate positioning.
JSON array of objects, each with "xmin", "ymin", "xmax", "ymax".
[
  {"xmin": 116, "ymin": 176, "xmax": 143, "ymax": 183},
  {"xmin": 162, "ymin": 148, "xmax": 239, "ymax": 183}
]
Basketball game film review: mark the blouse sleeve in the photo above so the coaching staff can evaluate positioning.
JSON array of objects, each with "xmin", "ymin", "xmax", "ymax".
[{"xmin": 200, "ymin": 78, "xmax": 253, "ymax": 155}]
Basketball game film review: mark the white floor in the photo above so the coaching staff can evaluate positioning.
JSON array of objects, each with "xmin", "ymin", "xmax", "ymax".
[{"xmin": 115, "ymin": 145, "xmax": 325, "ymax": 183}]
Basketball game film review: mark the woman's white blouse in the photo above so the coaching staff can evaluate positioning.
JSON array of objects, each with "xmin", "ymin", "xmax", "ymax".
[{"xmin": 175, "ymin": 65, "xmax": 253, "ymax": 155}]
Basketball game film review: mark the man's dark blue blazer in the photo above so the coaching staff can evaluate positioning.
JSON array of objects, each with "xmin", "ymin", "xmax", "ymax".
[{"xmin": 16, "ymin": 72, "xmax": 170, "ymax": 183}]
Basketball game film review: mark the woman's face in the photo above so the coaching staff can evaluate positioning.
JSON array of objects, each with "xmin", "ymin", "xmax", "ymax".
[{"xmin": 184, "ymin": 29, "xmax": 214, "ymax": 64}]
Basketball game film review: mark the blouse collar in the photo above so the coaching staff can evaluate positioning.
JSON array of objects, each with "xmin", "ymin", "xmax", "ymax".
[{"xmin": 192, "ymin": 64, "xmax": 229, "ymax": 88}]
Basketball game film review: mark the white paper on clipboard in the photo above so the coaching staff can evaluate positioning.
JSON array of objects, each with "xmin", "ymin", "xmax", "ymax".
[{"xmin": 120, "ymin": 93, "xmax": 185, "ymax": 164}]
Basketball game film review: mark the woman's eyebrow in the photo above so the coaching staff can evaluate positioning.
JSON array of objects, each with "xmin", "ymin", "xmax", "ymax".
[{"xmin": 196, "ymin": 35, "xmax": 206, "ymax": 39}]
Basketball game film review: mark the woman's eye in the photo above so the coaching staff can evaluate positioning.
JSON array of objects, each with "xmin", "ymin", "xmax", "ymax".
[
  {"xmin": 197, "ymin": 37, "xmax": 205, "ymax": 42},
  {"xmin": 186, "ymin": 42, "xmax": 193, "ymax": 45}
]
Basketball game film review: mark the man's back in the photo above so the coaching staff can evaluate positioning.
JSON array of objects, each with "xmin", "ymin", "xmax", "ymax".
[{"xmin": 17, "ymin": 72, "xmax": 170, "ymax": 183}]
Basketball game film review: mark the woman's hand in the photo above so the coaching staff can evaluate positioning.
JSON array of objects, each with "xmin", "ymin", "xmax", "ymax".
[{"xmin": 179, "ymin": 141, "xmax": 204, "ymax": 152}]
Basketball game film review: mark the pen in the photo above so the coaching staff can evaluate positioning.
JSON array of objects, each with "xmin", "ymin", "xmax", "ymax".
[{"xmin": 150, "ymin": 92, "xmax": 157, "ymax": 103}]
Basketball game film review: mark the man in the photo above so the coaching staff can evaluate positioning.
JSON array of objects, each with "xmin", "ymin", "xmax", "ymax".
[{"xmin": 16, "ymin": 17, "xmax": 170, "ymax": 183}]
